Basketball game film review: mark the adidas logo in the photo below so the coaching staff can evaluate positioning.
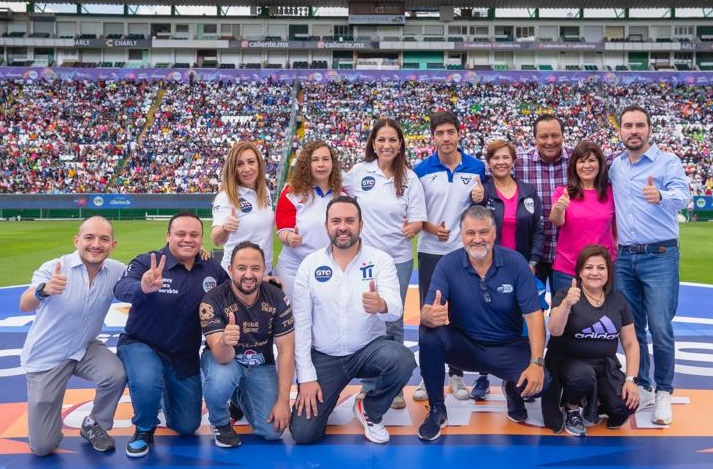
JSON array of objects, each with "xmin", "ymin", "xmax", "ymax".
[{"xmin": 574, "ymin": 315, "xmax": 619, "ymax": 340}]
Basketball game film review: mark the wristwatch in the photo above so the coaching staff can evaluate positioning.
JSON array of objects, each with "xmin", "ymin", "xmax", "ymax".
[
  {"xmin": 530, "ymin": 357, "xmax": 545, "ymax": 367},
  {"xmin": 34, "ymin": 282, "xmax": 50, "ymax": 301},
  {"xmin": 625, "ymin": 375, "xmax": 638, "ymax": 384}
]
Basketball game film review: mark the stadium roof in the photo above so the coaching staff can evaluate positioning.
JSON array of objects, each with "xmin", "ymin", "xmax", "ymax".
[{"xmin": 31, "ymin": 1, "xmax": 713, "ymax": 11}]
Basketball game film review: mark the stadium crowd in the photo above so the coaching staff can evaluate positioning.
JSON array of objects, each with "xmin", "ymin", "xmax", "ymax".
[
  {"xmin": 0, "ymin": 79, "xmax": 156, "ymax": 193},
  {"xmin": 300, "ymin": 80, "xmax": 712, "ymax": 194},
  {"xmin": 114, "ymin": 79, "xmax": 293, "ymax": 193},
  {"xmin": 1, "ymin": 78, "xmax": 711, "ymax": 195}
]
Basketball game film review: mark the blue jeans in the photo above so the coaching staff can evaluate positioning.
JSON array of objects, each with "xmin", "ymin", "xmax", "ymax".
[
  {"xmin": 614, "ymin": 247, "xmax": 679, "ymax": 393},
  {"xmin": 289, "ymin": 337, "xmax": 416, "ymax": 444},
  {"xmin": 201, "ymin": 349, "xmax": 283, "ymax": 440},
  {"xmin": 418, "ymin": 325, "xmax": 549, "ymax": 407},
  {"xmin": 552, "ymin": 270, "xmax": 576, "ymax": 296},
  {"xmin": 117, "ymin": 342, "xmax": 202, "ymax": 434}
]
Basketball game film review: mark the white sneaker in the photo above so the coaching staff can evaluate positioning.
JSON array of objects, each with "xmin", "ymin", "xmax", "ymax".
[
  {"xmin": 652, "ymin": 390, "xmax": 673, "ymax": 425},
  {"xmin": 449, "ymin": 375, "xmax": 470, "ymax": 400},
  {"xmin": 636, "ymin": 386, "xmax": 655, "ymax": 412},
  {"xmin": 412, "ymin": 380, "xmax": 428, "ymax": 401},
  {"xmin": 353, "ymin": 396, "xmax": 390, "ymax": 443},
  {"xmin": 390, "ymin": 393, "xmax": 407, "ymax": 410}
]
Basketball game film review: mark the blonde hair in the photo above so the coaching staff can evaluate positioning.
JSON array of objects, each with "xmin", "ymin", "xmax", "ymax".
[{"xmin": 219, "ymin": 142, "xmax": 269, "ymax": 209}]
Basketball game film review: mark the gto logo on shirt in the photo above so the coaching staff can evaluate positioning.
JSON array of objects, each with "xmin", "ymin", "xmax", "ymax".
[
  {"xmin": 315, "ymin": 266, "xmax": 333, "ymax": 282},
  {"xmin": 240, "ymin": 199, "xmax": 253, "ymax": 213},
  {"xmin": 361, "ymin": 176, "xmax": 376, "ymax": 191},
  {"xmin": 203, "ymin": 277, "xmax": 217, "ymax": 292}
]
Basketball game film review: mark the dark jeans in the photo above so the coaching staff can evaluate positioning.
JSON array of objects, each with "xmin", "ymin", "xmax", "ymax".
[
  {"xmin": 419, "ymin": 325, "xmax": 548, "ymax": 407},
  {"xmin": 417, "ymin": 251, "xmax": 443, "ymax": 307},
  {"xmin": 289, "ymin": 337, "xmax": 416, "ymax": 444},
  {"xmin": 418, "ymin": 252, "xmax": 463, "ymax": 377},
  {"xmin": 535, "ymin": 261, "xmax": 555, "ymax": 294}
]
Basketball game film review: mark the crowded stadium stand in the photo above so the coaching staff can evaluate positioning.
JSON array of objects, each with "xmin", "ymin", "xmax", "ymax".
[{"xmin": 0, "ymin": 1, "xmax": 712, "ymax": 199}]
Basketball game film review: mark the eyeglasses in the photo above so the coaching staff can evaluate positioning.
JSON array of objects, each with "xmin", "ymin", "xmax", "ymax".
[{"xmin": 479, "ymin": 280, "xmax": 491, "ymax": 303}]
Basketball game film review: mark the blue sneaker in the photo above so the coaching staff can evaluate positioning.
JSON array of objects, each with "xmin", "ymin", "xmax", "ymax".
[
  {"xmin": 470, "ymin": 374, "xmax": 490, "ymax": 401},
  {"xmin": 126, "ymin": 426, "xmax": 154, "ymax": 458},
  {"xmin": 417, "ymin": 404, "xmax": 448, "ymax": 441}
]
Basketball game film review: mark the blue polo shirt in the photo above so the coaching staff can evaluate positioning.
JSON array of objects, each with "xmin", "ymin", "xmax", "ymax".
[
  {"xmin": 115, "ymin": 245, "xmax": 230, "ymax": 377},
  {"xmin": 424, "ymin": 245, "xmax": 541, "ymax": 344}
]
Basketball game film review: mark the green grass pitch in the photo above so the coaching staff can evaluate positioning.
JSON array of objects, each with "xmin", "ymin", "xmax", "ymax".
[{"xmin": 0, "ymin": 220, "xmax": 711, "ymax": 287}]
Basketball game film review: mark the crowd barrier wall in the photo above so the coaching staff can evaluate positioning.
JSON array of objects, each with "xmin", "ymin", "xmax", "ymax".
[
  {"xmin": 1, "ymin": 67, "xmax": 713, "ymax": 85},
  {"xmin": 1, "ymin": 195, "xmax": 711, "ymax": 221},
  {"xmin": 0, "ymin": 193, "xmax": 215, "ymax": 220}
]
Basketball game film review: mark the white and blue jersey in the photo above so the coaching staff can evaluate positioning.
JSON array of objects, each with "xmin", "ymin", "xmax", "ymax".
[{"xmin": 414, "ymin": 150, "xmax": 486, "ymax": 256}]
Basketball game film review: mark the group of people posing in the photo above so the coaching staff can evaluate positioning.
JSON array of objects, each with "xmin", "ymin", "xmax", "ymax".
[{"xmin": 19, "ymin": 105, "xmax": 690, "ymax": 457}]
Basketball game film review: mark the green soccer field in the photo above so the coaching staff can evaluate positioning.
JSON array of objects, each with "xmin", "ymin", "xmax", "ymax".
[{"xmin": 0, "ymin": 220, "xmax": 711, "ymax": 287}]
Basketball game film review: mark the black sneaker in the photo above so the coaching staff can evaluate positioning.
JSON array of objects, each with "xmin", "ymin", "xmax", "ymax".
[
  {"xmin": 417, "ymin": 404, "xmax": 448, "ymax": 441},
  {"xmin": 79, "ymin": 417, "xmax": 115, "ymax": 452},
  {"xmin": 229, "ymin": 401, "xmax": 244, "ymax": 422},
  {"xmin": 212, "ymin": 423, "xmax": 241, "ymax": 448},
  {"xmin": 501, "ymin": 380, "xmax": 527, "ymax": 423},
  {"xmin": 564, "ymin": 409, "xmax": 587, "ymax": 437},
  {"xmin": 606, "ymin": 413, "xmax": 630, "ymax": 429},
  {"xmin": 126, "ymin": 427, "xmax": 155, "ymax": 458}
]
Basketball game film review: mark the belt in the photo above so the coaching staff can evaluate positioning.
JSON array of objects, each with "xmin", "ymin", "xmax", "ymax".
[{"xmin": 618, "ymin": 239, "xmax": 678, "ymax": 254}]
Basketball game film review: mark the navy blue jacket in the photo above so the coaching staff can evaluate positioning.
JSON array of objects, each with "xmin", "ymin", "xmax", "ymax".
[{"xmin": 477, "ymin": 177, "xmax": 545, "ymax": 265}]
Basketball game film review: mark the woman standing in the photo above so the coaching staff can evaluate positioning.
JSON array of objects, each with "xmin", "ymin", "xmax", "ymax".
[
  {"xmin": 470, "ymin": 139, "xmax": 545, "ymax": 400},
  {"xmin": 472, "ymin": 139, "xmax": 544, "ymax": 270},
  {"xmin": 544, "ymin": 244, "xmax": 640, "ymax": 436},
  {"xmin": 274, "ymin": 140, "xmax": 342, "ymax": 299},
  {"xmin": 549, "ymin": 141, "xmax": 616, "ymax": 293},
  {"xmin": 344, "ymin": 118, "xmax": 427, "ymax": 409},
  {"xmin": 212, "ymin": 142, "xmax": 274, "ymax": 274}
]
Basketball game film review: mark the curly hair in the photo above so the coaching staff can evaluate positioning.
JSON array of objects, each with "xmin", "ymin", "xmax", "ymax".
[
  {"xmin": 289, "ymin": 140, "xmax": 342, "ymax": 200},
  {"xmin": 364, "ymin": 118, "xmax": 408, "ymax": 198},
  {"xmin": 219, "ymin": 141, "xmax": 269, "ymax": 209}
]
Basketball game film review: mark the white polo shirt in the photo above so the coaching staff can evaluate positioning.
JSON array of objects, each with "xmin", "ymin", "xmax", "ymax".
[
  {"xmin": 413, "ymin": 150, "xmax": 486, "ymax": 255},
  {"xmin": 292, "ymin": 243, "xmax": 402, "ymax": 383},
  {"xmin": 212, "ymin": 188, "xmax": 274, "ymax": 273},
  {"xmin": 274, "ymin": 185, "xmax": 334, "ymax": 273},
  {"xmin": 344, "ymin": 160, "xmax": 427, "ymax": 263}
]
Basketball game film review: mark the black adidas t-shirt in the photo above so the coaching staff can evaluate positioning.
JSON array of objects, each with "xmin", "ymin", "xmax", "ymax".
[
  {"xmin": 546, "ymin": 289, "xmax": 633, "ymax": 359},
  {"xmin": 199, "ymin": 281, "xmax": 294, "ymax": 366}
]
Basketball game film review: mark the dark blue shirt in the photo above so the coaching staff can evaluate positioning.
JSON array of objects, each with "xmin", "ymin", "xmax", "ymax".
[
  {"xmin": 425, "ymin": 245, "xmax": 541, "ymax": 344},
  {"xmin": 115, "ymin": 244, "xmax": 230, "ymax": 378}
]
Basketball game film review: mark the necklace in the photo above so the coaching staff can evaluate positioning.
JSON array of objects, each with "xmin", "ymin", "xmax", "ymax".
[
  {"xmin": 494, "ymin": 178, "xmax": 516, "ymax": 197},
  {"xmin": 583, "ymin": 288, "xmax": 604, "ymax": 306}
]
